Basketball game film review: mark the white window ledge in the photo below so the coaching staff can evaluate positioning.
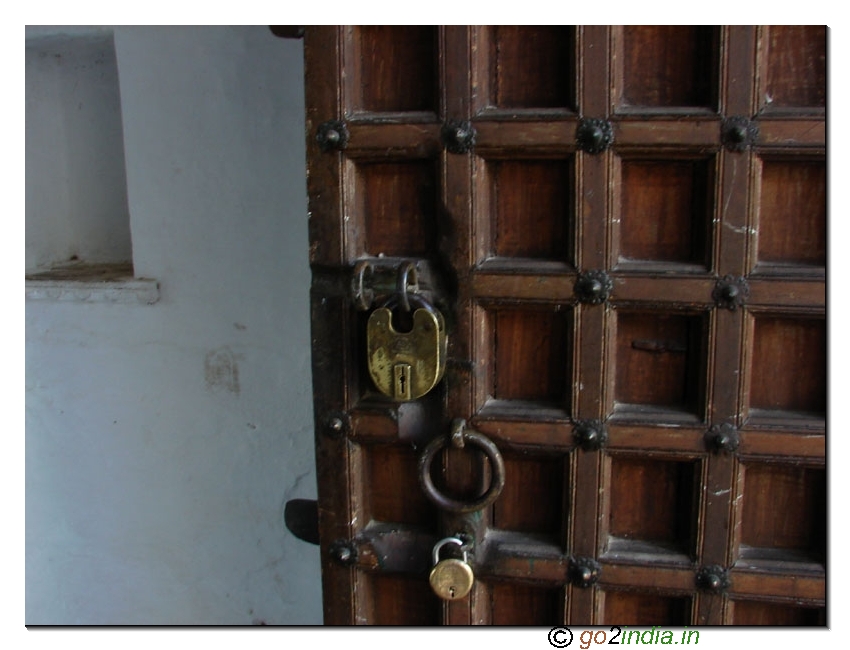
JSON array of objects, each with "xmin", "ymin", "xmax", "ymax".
[{"xmin": 25, "ymin": 263, "xmax": 160, "ymax": 305}]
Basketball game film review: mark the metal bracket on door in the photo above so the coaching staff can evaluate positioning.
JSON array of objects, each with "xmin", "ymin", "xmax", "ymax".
[{"xmin": 351, "ymin": 258, "xmax": 442, "ymax": 312}]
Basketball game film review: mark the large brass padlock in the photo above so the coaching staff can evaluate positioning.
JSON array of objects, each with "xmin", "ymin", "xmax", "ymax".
[
  {"xmin": 366, "ymin": 295, "xmax": 447, "ymax": 401},
  {"xmin": 429, "ymin": 537, "xmax": 474, "ymax": 601}
]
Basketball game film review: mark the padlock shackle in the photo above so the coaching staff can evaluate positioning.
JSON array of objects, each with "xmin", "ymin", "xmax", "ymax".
[
  {"xmin": 396, "ymin": 261, "xmax": 419, "ymax": 313},
  {"xmin": 431, "ymin": 536, "xmax": 467, "ymax": 565}
]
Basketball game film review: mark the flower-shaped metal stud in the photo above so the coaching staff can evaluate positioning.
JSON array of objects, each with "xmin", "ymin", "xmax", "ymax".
[
  {"xmin": 573, "ymin": 420, "xmax": 608, "ymax": 451},
  {"xmin": 713, "ymin": 275, "xmax": 749, "ymax": 311},
  {"xmin": 721, "ymin": 116, "xmax": 758, "ymax": 152},
  {"xmin": 576, "ymin": 118, "xmax": 614, "ymax": 154},
  {"xmin": 704, "ymin": 423, "xmax": 740, "ymax": 454},
  {"xmin": 574, "ymin": 270, "xmax": 613, "ymax": 305},
  {"xmin": 441, "ymin": 120, "xmax": 476, "ymax": 154},
  {"xmin": 569, "ymin": 556, "xmax": 601, "ymax": 588},
  {"xmin": 696, "ymin": 565, "xmax": 730, "ymax": 593}
]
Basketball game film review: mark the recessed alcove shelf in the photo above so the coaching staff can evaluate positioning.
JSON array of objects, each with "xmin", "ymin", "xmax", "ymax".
[
  {"xmin": 26, "ymin": 28, "xmax": 158, "ymax": 305},
  {"xmin": 26, "ymin": 262, "xmax": 159, "ymax": 304}
]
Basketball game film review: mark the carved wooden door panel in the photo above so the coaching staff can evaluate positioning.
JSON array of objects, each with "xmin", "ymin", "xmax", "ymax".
[{"xmin": 304, "ymin": 26, "xmax": 825, "ymax": 625}]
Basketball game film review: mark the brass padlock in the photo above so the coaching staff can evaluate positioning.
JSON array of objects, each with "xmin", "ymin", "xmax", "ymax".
[
  {"xmin": 366, "ymin": 295, "xmax": 447, "ymax": 401},
  {"xmin": 429, "ymin": 537, "xmax": 474, "ymax": 601}
]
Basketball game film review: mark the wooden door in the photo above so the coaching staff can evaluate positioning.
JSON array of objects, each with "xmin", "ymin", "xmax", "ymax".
[{"xmin": 303, "ymin": 26, "xmax": 826, "ymax": 625}]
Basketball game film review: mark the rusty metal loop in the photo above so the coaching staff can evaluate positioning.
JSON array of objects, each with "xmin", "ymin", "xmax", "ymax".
[
  {"xmin": 396, "ymin": 261, "xmax": 419, "ymax": 312},
  {"xmin": 418, "ymin": 422, "xmax": 505, "ymax": 514},
  {"xmin": 353, "ymin": 260, "xmax": 374, "ymax": 311}
]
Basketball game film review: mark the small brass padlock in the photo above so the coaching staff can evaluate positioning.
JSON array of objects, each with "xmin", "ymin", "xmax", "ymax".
[
  {"xmin": 429, "ymin": 537, "xmax": 474, "ymax": 601},
  {"xmin": 366, "ymin": 295, "xmax": 447, "ymax": 401}
]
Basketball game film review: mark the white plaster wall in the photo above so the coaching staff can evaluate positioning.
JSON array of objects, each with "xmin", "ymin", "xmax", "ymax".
[{"xmin": 25, "ymin": 26, "xmax": 322, "ymax": 624}]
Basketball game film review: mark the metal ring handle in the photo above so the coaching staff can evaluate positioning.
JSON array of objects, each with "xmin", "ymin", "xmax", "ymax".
[{"xmin": 418, "ymin": 423, "xmax": 505, "ymax": 514}]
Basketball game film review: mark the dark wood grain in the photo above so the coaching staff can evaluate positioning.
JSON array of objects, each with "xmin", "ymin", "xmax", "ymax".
[
  {"xmin": 603, "ymin": 591, "xmax": 691, "ymax": 626},
  {"xmin": 488, "ymin": 26, "xmax": 575, "ymax": 110},
  {"xmin": 490, "ymin": 582, "xmax": 563, "ymax": 625},
  {"xmin": 569, "ymin": 34, "xmax": 612, "ymax": 625},
  {"xmin": 740, "ymin": 463, "xmax": 825, "ymax": 559},
  {"xmin": 757, "ymin": 159, "xmax": 826, "ymax": 267},
  {"xmin": 358, "ymin": 161, "xmax": 437, "ymax": 257},
  {"xmin": 697, "ymin": 33, "xmax": 757, "ymax": 614},
  {"xmin": 492, "ymin": 454, "xmax": 566, "ymax": 536},
  {"xmin": 763, "ymin": 26, "xmax": 826, "ymax": 109},
  {"xmin": 732, "ymin": 600, "xmax": 825, "ymax": 625},
  {"xmin": 365, "ymin": 445, "xmax": 437, "ymax": 525},
  {"xmin": 305, "ymin": 26, "xmax": 825, "ymax": 625},
  {"xmin": 614, "ymin": 311, "xmax": 704, "ymax": 414},
  {"xmin": 354, "ymin": 26, "xmax": 437, "ymax": 113},
  {"xmin": 304, "ymin": 27, "xmax": 343, "ymax": 267},
  {"xmin": 371, "ymin": 574, "xmax": 441, "ymax": 625},
  {"xmin": 493, "ymin": 308, "xmax": 570, "ymax": 404},
  {"xmin": 619, "ymin": 159, "xmax": 711, "ymax": 265},
  {"xmin": 749, "ymin": 316, "xmax": 826, "ymax": 415},
  {"xmin": 608, "ymin": 457, "xmax": 697, "ymax": 554},
  {"xmin": 304, "ymin": 27, "xmax": 357, "ymax": 626},
  {"xmin": 729, "ymin": 570, "xmax": 825, "ymax": 602},
  {"xmin": 620, "ymin": 26, "xmax": 717, "ymax": 108},
  {"xmin": 491, "ymin": 159, "xmax": 573, "ymax": 261}
]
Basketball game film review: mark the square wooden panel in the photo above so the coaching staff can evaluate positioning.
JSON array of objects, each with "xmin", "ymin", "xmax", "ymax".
[
  {"xmin": 486, "ymin": 26, "xmax": 576, "ymax": 110},
  {"xmin": 738, "ymin": 463, "xmax": 826, "ymax": 563},
  {"xmin": 489, "ymin": 582, "xmax": 563, "ymax": 625},
  {"xmin": 731, "ymin": 600, "xmax": 825, "ymax": 626},
  {"xmin": 355, "ymin": 161, "xmax": 437, "ymax": 258},
  {"xmin": 491, "ymin": 307, "xmax": 572, "ymax": 407},
  {"xmin": 613, "ymin": 311, "xmax": 706, "ymax": 418},
  {"xmin": 489, "ymin": 159, "xmax": 575, "ymax": 263},
  {"xmin": 364, "ymin": 445, "xmax": 437, "ymax": 526},
  {"xmin": 762, "ymin": 26, "xmax": 826, "ymax": 109},
  {"xmin": 757, "ymin": 158, "xmax": 826, "ymax": 268},
  {"xmin": 617, "ymin": 158, "xmax": 712, "ymax": 267},
  {"xmin": 493, "ymin": 454, "xmax": 566, "ymax": 538},
  {"xmin": 370, "ymin": 574, "xmax": 441, "ymax": 625},
  {"xmin": 608, "ymin": 457, "xmax": 698, "ymax": 556},
  {"xmin": 435, "ymin": 444, "xmax": 495, "ymax": 508},
  {"xmin": 602, "ymin": 590, "xmax": 691, "ymax": 626},
  {"xmin": 351, "ymin": 26, "xmax": 437, "ymax": 113},
  {"xmin": 619, "ymin": 26, "xmax": 718, "ymax": 109},
  {"xmin": 748, "ymin": 316, "xmax": 826, "ymax": 417}
]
